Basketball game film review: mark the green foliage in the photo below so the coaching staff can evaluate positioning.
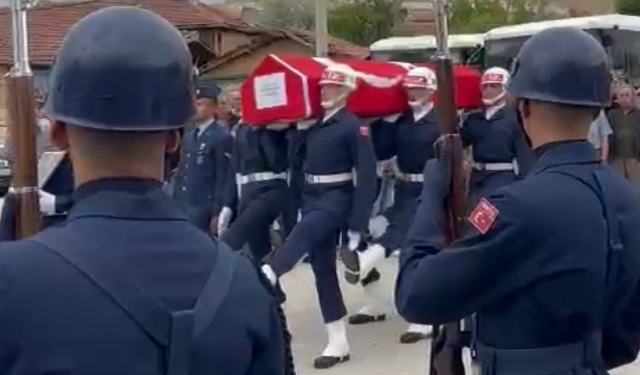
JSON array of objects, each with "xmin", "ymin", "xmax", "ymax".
[
  {"xmin": 450, "ymin": 0, "xmax": 551, "ymax": 34},
  {"xmin": 328, "ymin": 0, "xmax": 405, "ymax": 46},
  {"xmin": 617, "ymin": 0, "xmax": 640, "ymax": 16},
  {"xmin": 251, "ymin": 0, "xmax": 315, "ymax": 30}
]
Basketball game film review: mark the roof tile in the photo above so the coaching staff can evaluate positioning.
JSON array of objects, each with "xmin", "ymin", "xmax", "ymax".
[{"xmin": 0, "ymin": 0, "xmax": 243, "ymax": 66}]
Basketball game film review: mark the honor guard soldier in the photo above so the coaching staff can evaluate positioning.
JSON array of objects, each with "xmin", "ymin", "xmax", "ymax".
[
  {"xmin": 341, "ymin": 67, "xmax": 440, "ymax": 343},
  {"xmin": 217, "ymin": 116, "xmax": 290, "ymax": 263},
  {"xmin": 0, "ymin": 135, "xmax": 75, "ymax": 242},
  {"xmin": 173, "ymin": 83, "xmax": 233, "ymax": 234},
  {"xmin": 462, "ymin": 67, "xmax": 533, "ymax": 209},
  {"xmin": 396, "ymin": 27, "xmax": 640, "ymax": 375},
  {"xmin": 261, "ymin": 64, "xmax": 377, "ymax": 369},
  {"xmin": 0, "ymin": 7, "xmax": 288, "ymax": 375}
]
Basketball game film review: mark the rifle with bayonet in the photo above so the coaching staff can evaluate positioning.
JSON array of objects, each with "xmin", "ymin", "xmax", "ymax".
[
  {"xmin": 5, "ymin": 0, "xmax": 41, "ymax": 238},
  {"xmin": 429, "ymin": 0, "xmax": 466, "ymax": 374}
]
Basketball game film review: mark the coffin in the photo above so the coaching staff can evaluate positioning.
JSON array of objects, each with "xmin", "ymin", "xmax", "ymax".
[
  {"xmin": 419, "ymin": 63, "xmax": 483, "ymax": 111},
  {"xmin": 241, "ymin": 55, "xmax": 411, "ymax": 125}
]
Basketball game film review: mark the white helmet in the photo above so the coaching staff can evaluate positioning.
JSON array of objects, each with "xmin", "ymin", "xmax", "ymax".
[
  {"xmin": 481, "ymin": 67, "xmax": 510, "ymax": 106},
  {"xmin": 403, "ymin": 67, "xmax": 437, "ymax": 90},
  {"xmin": 319, "ymin": 64, "xmax": 358, "ymax": 90},
  {"xmin": 481, "ymin": 67, "xmax": 510, "ymax": 86}
]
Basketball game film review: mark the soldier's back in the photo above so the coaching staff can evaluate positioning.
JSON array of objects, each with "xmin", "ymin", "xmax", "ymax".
[{"xmin": 0, "ymin": 179, "xmax": 282, "ymax": 375}]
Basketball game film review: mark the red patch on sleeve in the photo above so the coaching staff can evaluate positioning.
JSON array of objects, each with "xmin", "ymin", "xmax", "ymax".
[
  {"xmin": 359, "ymin": 126, "xmax": 370, "ymax": 137},
  {"xmin": 468, "ymin": 198, "xmax": 499, "ymax": 234}
]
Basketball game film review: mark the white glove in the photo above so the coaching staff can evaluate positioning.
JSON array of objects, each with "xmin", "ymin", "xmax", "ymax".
[
  {"xmin": 39, "ymin": 190, "xmax": 56, "ymax": 215},
  {"xmin": 347, "ymin": 231, "xmax": 361, "ymax": 251},
  {"xmin": 368, "ymin": 215, "xmax": 389, "ymax": 239},
  {"xmin": 217, "ymin": 207, "xmax": 233, "ymax": 235}
]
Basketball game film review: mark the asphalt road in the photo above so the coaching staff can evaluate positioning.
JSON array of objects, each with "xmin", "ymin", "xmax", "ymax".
[{"xmin": 282, "ymin": 259, "xmax": 640, "ymax": 375}]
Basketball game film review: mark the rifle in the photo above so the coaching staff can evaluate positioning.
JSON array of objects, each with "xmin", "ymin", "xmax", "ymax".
[
  {"xmin": 6, "ymin": 0, "xmax": 41, "ymax": 238},
  {"xmin": 429, "ymin": 0, "xmax": 466, "ymax": 374}
]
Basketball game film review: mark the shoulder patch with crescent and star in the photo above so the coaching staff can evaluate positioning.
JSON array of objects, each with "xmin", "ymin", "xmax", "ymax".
[{"xmin": 468, "ymin": 198, "xmax": 499, "ymax": 234}]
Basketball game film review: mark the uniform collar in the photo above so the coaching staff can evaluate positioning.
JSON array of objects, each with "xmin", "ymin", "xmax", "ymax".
[
  {"xmin": 322, "ymin": 105, "xmax": 346, "ymax": 123},
  {"xmin": 68, "ymin": 177, "xmax": 188, "ymax": 222},
  {"xmin": 530, "ymin": 141, "xmax": 599, "ymax": 175},
  {"xmin": 319, "ymin": 107, "xmax": 348, "ymax": 128},
  {"xmin": 413, "ymin": 103, "xmax": 434, "ymax": 122},
  {"xmin": 485, "ymin": 102, "xmax": 506, "ymax": 120}
]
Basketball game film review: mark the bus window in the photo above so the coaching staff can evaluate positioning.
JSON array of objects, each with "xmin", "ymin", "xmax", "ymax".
[{"xmin": 600, "ymin": 29, "xmax": 640, "ymax": 86}]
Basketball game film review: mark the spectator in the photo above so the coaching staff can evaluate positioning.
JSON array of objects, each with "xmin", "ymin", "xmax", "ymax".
[
  {"xmin": 587, "ymin": 110, "xmax": 613, "ymax": 161},
  {"xmin": 607, "ymin": 85, "xmax": 640, "ymax": 187}
]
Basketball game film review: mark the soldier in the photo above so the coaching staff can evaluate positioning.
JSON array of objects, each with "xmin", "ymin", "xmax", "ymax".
[
  {"xmin": 341, "ymin": 67, "xmax": 441, "ymax": 343},
  {"xmin": 217, "ymin": 114, "xmax": 290, "ymax": 263},
  {"xmin": 0, "ymin": 122, "xmax": 74, "ymax": 241},
  {"xmin": 260, "ymin": 64, "xmax": 377, "ymax": 369},
  {"xmin": 173, "ymin": 83, "xmax": 233, "ymax": 234},
  {"xmin": 396, "ymin": 27, "xmax": 640, "ymax": 375},
  {"xmin": 461, "ymin": 67, "xmax": 533, "ymax": 209},
  {"xmin": 0, "ymin": 7, "xmax": 288, "ymax": 375}
]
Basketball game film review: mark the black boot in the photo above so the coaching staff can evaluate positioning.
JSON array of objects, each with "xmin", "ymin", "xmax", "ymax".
[{"xmin": 313, "ymin": 354, "xmax": 350, "ymax": 369}]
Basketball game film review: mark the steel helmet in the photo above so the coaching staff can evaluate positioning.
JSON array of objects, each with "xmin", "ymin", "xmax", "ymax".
[
  {"xmin": 403, "ymin": 67, "xmax": 437, "ymax": 90},
  {"xmin": 319, "ymin": 64, "xmax": 358, "ymax": 90},
  {"xmin": 44, "ymin": 6, "xmax": 196, "ymax": 131},
  {"xmin": 508, "ymin": 27, "xmax": 611, "ymax": 107}
]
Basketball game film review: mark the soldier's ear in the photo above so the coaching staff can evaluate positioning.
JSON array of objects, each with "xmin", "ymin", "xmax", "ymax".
[{"xmin": 50, "ymin": 121, "xmax": 70, "ymax": 151}]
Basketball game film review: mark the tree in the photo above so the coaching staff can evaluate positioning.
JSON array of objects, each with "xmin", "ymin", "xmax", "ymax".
[
  {"xmin": 618, "ymin": 0, "xmax": 640, "ymax": 16},
  {"xmin": 243, "ymin": 0, "xmax": 316, "ymax": 30},
  {"xmin": 449, "ymin": 0, "xmax": 552, "ymax": 34},
  {"xmin": 328, "ymin": 0, "xmax": 406, "ymax": 46}
]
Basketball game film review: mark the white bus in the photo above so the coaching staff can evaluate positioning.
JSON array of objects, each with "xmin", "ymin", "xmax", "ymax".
[
  {"xmin": 369, "ymin": 34, "xmax": 484, "ymax": 64},
  {"xmin": 484, "ymin": 14, "xmax": 640, "ymax": 84}
]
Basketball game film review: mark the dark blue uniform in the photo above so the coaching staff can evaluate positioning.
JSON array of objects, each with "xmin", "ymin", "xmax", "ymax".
[
  {"xmin": 0, "ymin": 153, "xmax": 74, "ymax": 242},
  {"xmin": 173, "ymin": 121, "xmax": 233, "ymax": 233},
  {"xmin": 397, "ymin": 27, "xmax": 640, "ymax": 375},
  {"xmin": 18, "ymin": 7, "xmax": 292, "ymax": 375},
  {"xmin": 269, "ymin": 108, "xmax": 377, "ymax": 323},
  {"xmin": 0, "ymin": 178, "xmax": 286, "ymax": 375},
  {"xmin": 461, "ymin": 105, "xmax": 533, "ymax": 208},
  {"xmin": 220, "ymin": 124, "xmax": 289, "ymax": 262},
  {"xmin": 397, "ymin": 142, "xmax": 640, "ymax": 374},
  {"xmin": 375, "ymin": 110, "xmax": 441, "ymax": 255}
]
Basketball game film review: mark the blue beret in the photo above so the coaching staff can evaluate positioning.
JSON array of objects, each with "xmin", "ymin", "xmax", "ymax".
[{"xmin": 196, "ymin": 84, "xmax": 221, "ymax": 100}]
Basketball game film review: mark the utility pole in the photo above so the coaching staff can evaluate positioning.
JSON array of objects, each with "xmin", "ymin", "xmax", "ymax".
[{"xmin": 315, "ymin": 0, "xmax": 328, "ymax": 57}]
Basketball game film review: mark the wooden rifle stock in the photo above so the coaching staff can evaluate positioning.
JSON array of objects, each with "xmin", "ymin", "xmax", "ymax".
[
  {"xmin": 429, "ymin": 0, "xmax": 467, "ymax": 373},
  {"xmin": 6, "ymin": 74, "xmax": 41, "ymax": 238}
]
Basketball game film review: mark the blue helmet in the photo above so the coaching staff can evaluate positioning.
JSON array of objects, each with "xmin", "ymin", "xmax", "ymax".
[
  {"xmin": 508, "ymin": 27, "xmax": 611, "ymax": 107},
  {"xmin": 44, "ymin": 6, "xmax": 196, "ymax": 131}
]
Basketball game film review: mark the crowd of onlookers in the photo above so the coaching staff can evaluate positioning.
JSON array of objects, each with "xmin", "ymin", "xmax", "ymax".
[{"xmin": 592, "ymin": 84, "xmax": 640, "ymax": 187}]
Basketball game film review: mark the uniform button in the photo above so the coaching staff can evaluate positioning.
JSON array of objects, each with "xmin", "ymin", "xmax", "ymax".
[{"xmin": 182, "ymin": 187, "xmax": 186, "ymax": 191}]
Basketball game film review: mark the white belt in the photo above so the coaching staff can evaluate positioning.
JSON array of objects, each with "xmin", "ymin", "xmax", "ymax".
[
  {"xmin": 472, "ymin": 160, "xmax": 518, "ymax": 172},
  {"xmin": 397, "ymin": 173, "xmax": 424, "ymax": 183},
  {"xmin": 305, "ymin": 172, "xmax": 353, "ymax": 184},
  {"xmin": 236, "ymin": 172, "xmax": 288, "ymax": 185}
]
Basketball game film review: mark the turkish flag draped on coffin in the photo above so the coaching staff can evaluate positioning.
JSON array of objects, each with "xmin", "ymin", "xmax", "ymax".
[{"xmin": 241, "ymin": 55, "xmax": 412, "ymax": 126}]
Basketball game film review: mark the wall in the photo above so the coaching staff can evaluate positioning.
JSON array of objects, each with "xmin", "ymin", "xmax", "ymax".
[
  {"xmin": 199, "ymin": 29, "xmax": 258, "ymax": 57},
  {"xmin": 204, "ymin": 39, "xmax": 312, "ymax": 79}
]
